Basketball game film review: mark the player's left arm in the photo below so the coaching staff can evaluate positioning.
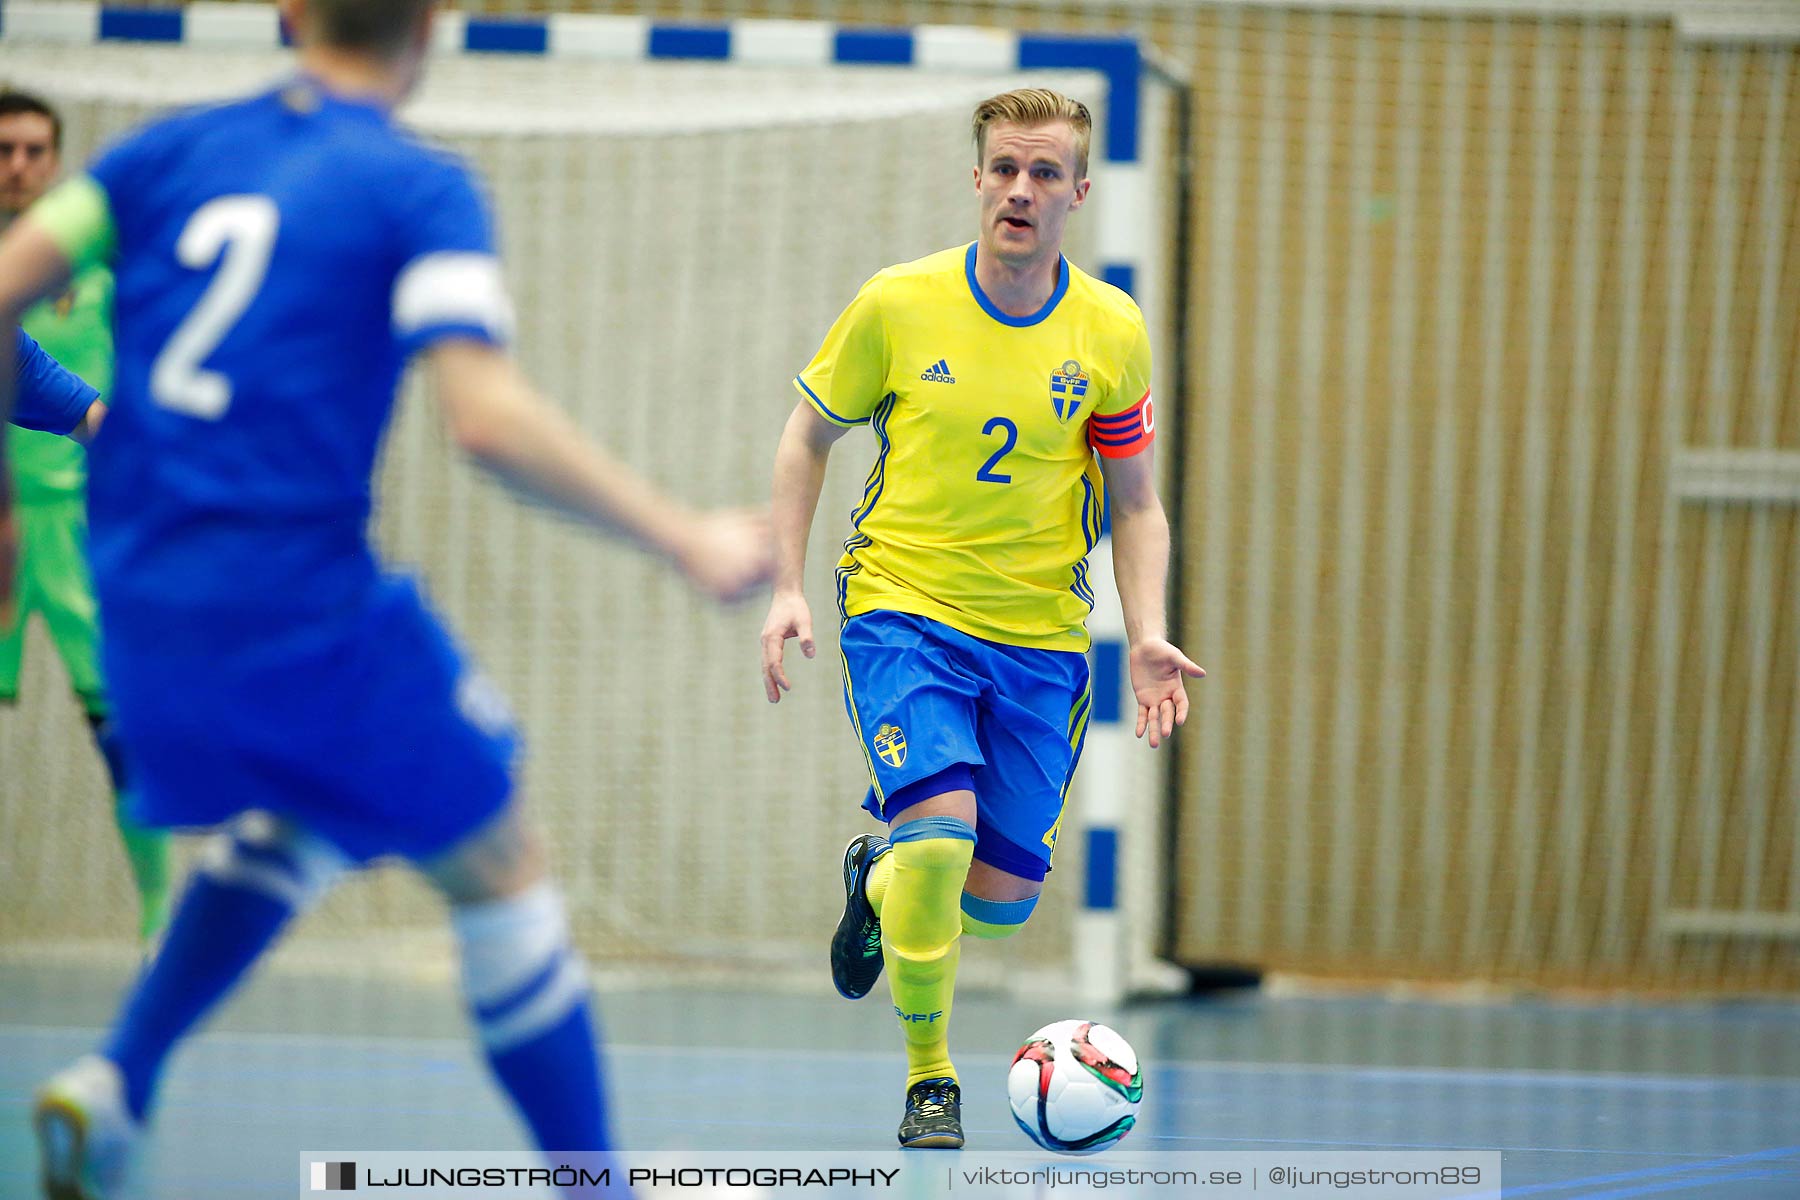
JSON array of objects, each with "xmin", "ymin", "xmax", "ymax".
[
  {"xmin": 1102, "ymin": 449, "xmax": 1205, "ymax": 749},
  {"xmin": 1092, "ymin": 305, "xmax": 1205, "ymax": 747}
]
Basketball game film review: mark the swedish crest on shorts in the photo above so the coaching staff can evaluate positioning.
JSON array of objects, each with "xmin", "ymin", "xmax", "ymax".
[
  {"xmin": 873, "ymin": 722, "xmax": 908, "ymax": 768},
  {"xmin": 1050, "ymin": 359, "xmax": 1089, "ymax": 423}
]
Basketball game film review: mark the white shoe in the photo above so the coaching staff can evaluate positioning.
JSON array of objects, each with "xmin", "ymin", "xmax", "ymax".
[{"xmin": 34, "ymin": 1056, "xmax": 139, "ymax": 1200}]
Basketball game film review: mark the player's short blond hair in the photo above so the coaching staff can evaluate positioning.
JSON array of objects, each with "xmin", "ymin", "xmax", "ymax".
[
  {"xmin": 307, "ymin": 0, "xmax": 434, "ymax": 57},
  {"xmin": 972, "ymin": 88, "xmax": 1093, "ymax": 178}
]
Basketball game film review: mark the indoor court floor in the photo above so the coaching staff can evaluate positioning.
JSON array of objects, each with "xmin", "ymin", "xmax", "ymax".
[{"xmin": 1, "ymin": 962, "xmax": 1796, "ymax": 1198}]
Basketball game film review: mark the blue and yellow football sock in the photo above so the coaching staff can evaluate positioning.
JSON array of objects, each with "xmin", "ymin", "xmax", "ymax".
[
  {"xmin": 103, "ymin": 817, "xmax": 344, "ymax": 1120},
  {"xmin": 881, "ymin": 815, "xmax": 975, "ymax": 1087},
  {"xmin": 960, "ymin": 892, "xmax": 1038, "ymax": 940},
  {"xmin": 454, "ymin": 881, "xmax": 612, "ymax": 1154},
  {"xmin": 87, "ymin": 712, "xmax": 172, "ymax": 944}
]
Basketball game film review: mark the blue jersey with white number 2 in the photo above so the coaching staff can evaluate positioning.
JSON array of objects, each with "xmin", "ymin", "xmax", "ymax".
[{"xmin": 83, "ymin": 78, "xmax": 512, "ymax": 631}]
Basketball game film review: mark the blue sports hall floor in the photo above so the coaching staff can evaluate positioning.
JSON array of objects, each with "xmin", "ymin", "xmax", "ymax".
[{"xmin": 1, "ymin": 962, "xmax": 1797, "ymax": 1198}]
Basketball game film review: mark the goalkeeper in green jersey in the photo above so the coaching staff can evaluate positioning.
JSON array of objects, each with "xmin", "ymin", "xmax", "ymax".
[{"xmin": 1, "ymin": 89, "xmax": 170, "ymax": 945}]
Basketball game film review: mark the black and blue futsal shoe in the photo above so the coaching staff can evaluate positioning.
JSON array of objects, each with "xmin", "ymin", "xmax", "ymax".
[
  {"xmin": 897, "ymin": 1076, "xmax": 964, "ymax": 1149},
  {"xmin": 830, "ymin": 833, "xmax": 890, "ymax": 1000}
]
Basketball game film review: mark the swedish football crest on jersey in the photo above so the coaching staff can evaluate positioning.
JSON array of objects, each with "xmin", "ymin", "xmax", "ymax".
[
  {"xmin": 1050, "ymin": 360, "xmax": 1090, "ymax": 424},
  {"xmin": 874, "ymin": 722, "xmax": 908, "ymax": 768}
]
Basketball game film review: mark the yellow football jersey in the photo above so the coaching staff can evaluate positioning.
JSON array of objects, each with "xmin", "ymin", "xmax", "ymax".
[{"xmin": 796, "ymin": 243, "xmax": 1155, "ymax": 652}]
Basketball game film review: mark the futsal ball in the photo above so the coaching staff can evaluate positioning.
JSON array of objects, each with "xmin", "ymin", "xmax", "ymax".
[{"xmin": 1007, "ymin": 1019, "xmax": 1143, "ymax": 1153}]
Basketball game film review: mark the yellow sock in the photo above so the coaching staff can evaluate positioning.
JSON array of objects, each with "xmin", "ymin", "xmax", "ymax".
[
  {"xmin": 864, "ymin": 851, "xmax": 894, "ymax": 916},
  {"xmin": 881, "ymin": 816, "xmax": 975, "ymax": 1087}
]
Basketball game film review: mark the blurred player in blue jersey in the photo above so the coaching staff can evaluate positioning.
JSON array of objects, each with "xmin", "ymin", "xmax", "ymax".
[
  {"xmin": 760, "ymin": 89, "xmax": 1201, "ymax": 1147},
  {"xmin": 2, "ymin": 90, "xmax": 171, "ymax": 948},
  {"xmin": 0, "ymin": 1, "xmax": 771, "ymax": 1194}
]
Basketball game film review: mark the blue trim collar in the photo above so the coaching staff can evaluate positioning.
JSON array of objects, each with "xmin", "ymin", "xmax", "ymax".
[{"xmin": 964, "ymin": 242, "xmax": 1069, "ymax": 328}]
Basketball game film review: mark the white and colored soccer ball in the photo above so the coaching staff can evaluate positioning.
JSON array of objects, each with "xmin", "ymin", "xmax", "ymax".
[{"xmin": 1007, "ymin": 1019, "xmax": 1143, "ymax": 1153}]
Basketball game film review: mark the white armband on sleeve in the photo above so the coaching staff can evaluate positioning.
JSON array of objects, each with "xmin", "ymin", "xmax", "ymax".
[{"xmin": 392, "ymin": 252, "xmax": 516, "ymax": 344}]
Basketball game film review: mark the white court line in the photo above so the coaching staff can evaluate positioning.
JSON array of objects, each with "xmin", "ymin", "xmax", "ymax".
[{"xmin": 9, "ymin": 1023, "xmax": 1800, "ymax": 1087}]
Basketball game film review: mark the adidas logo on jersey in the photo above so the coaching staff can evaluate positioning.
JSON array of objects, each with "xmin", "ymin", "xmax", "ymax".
[{"xmin": 919, "ymin": 359, "xmax": 956, "ymax": 384}]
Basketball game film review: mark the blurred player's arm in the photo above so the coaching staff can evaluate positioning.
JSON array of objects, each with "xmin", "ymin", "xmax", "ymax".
[
  {"xmin": 1101, "ymin": 447, "xmax": 1204, "ymax": 748},
  {"xmin": 11, "ymin": 328, "xmax": 105, "ymax": 442},
  {"xmin": 425, "ymin": 340, "xmax": 770, "ymax": 603},
  {"xmin": 70, "ymin": 399, "xmax": 108, "ymax": 442},
  {"xmin": 760, "ymin": 399, "xmax": 850, "ymax": 703}
]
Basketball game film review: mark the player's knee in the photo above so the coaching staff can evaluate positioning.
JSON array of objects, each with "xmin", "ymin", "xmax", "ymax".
[
  {"xmin": 960, "ymin": 892, "xmax": 1038, "ymax": 939},
  {"xmin": 889, "ymin": 814, "xmax": 977, "ymax": 872},
  {"xmin": 198, "ymin": 812, "xmax": 346, "ymax": 912},
  {"xmin": 424, "ymin": 809, "xmax": 548, "ymax": 904},
  {"xmin": 452, "ymin": 881, "xmax": 587, "ymax": 1052},
  {"xmin": 884, "ymin": 816, "xmax": 977, "ymax": 953}
]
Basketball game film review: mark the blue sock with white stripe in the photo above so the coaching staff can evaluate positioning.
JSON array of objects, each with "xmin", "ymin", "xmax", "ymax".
[
  {"xmin": 455, "ymin": 883, "xmax": 611, "ymax": 1154},
  {"xmin": 103, "ymin": 818, "xmax": 344, "ymax": 1120}
]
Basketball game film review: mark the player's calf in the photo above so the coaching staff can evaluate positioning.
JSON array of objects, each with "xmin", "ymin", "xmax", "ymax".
[
  {"xmin": 429, "ymin": 813, "xmax": 616, "ymax": 1166},
  {"xmin": 101, "ymin": 814, "xmax": 345, "ymax": 1121}
]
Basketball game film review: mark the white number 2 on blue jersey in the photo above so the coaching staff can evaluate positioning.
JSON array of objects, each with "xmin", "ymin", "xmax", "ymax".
[{"xmin": 149, "ymin": 195, "xmax": 280, "ymax": 419}]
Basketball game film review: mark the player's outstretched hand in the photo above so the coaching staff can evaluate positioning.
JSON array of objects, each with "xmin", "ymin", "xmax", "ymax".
[
  {"xmin": 759, "ymin": 589, "xmax": 814, "ymax": 704},
  {"xmin": 676, "ymin": 508, "xmax": 774, "ymax": 604},
  {"xmin": 1129, "ymin": 638, "xmax": 1205, "ymax": 749}
]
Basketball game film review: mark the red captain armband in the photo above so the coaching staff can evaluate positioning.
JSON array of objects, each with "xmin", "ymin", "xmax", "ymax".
[{"xmin": 1088, "ymin": 391, "xmax": 1155, "ymax": 458}]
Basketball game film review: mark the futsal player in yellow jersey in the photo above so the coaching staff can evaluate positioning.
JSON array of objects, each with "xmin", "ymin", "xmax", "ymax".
[{"xmin": 760, "ymin": 88, "xmax": 1203, "ymax": 1148}]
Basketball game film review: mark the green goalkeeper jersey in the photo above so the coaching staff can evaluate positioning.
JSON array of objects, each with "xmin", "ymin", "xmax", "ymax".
[{"xmin": 10, "ymin": 266, "xmax": 112, "ymax": 503}]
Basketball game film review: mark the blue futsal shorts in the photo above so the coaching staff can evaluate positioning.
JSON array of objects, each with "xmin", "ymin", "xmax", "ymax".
[
  {"xmin": 102, "ymin": 575, "xmax": 518, "ymax": 864},
  {"xmin": 838, "ymin": 609, "xmax": 1093, "ymax": 881}
]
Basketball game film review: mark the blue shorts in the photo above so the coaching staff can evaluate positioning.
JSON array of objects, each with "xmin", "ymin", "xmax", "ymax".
[
  {"xmin": 839, "ymin": 610, "xmax": 1092, "ymax": 881},
  {"xmin": 103, "ymin": 576, "xmax": 518, "ymax": 864}
]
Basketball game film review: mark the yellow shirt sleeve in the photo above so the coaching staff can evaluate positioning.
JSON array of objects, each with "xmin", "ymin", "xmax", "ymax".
[
  {"xmin": 795, "ymin": 275, "xmax": 890, "ymax": 427},
  {"xmin": 1088, "ymin": 306, "xmax": 1154, "ymax": 458}
]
